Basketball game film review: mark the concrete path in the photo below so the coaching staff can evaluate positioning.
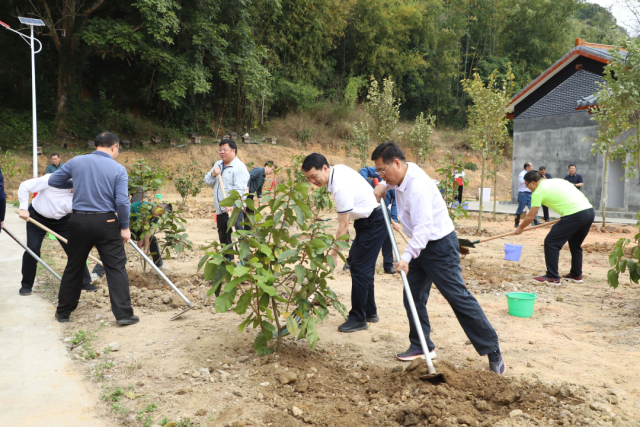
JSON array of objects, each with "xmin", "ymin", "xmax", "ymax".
[
  {"xmin": 0, "ymin": 206, "xmax": 106, "ymax": 426},
  {"xmin": 464, "ymin": 200, "xmax": 636, "ymax": 225}
]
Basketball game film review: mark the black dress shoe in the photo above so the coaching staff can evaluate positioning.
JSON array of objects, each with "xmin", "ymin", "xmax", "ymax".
[
  {"xmin": 116, "ymin": 315, "xmax": 140, "ymax": 326},
  {"xmin": 55, "ymin": 312, "xmax": 70, "ymax": 323},
  {"xmin": 19, "ymin": 287, "xmax": 32, "ymax": 296},
  {"xmin": 338, "ymin": 318, "xmax": 368, "ymax": 333},
  {"xmin": 384, "ymin": 267, "xmax": 397, "ymax": 275},
  {"xmin": 81, "ymin": 284, "xmax": 99, "ymax": 292},
  {"xmin": 343, "ymin": 263, "xmax": 350, "ymax": 272}
]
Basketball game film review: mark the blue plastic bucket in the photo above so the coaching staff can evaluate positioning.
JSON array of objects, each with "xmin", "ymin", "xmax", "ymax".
[
  {"xmin": 462, "ymin": 201, "xmax": 469, "ymax": 210},
  {"xmin": 504, "ymin": 243, "xmax": 523, "ymax": 261},
  {"xmin": 452, "ymin": 202, "xmax": 459, "ymax": 208},
  {"xmin": 505, "ymin": 292, "xmax": 537, "ymax": 318}
]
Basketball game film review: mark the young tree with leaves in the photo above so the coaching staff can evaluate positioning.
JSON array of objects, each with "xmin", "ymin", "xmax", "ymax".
[
  {"xmin": 409, "ymin": 112, "xmax": 436, "ymax": 163},
  {"xmin": 463, "ymin": 68, "xmax": 513, "ymax": 233}
]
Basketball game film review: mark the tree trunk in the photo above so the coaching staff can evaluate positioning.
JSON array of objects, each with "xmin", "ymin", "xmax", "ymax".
[
  {"xmin": 478, "ymin": 155, "xmax": 486, "ymax": 233},
  {"xmin": 55, "ymin": 41, "xmax": 80, "ymax": 133},
  {"xmin": 602, "ymin": 150, "xmax": 609, "ymax": 227},
  {"xmin": 493, "ymin": 165, "xmax": 498, "ymax": 219}
]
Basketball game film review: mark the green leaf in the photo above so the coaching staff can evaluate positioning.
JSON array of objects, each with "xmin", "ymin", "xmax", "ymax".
[
  {"xmin": 215, "ymin": 290, "xmax": 236, "ymax": 313},
  {"xmin": 286, "ymin": 314, "xmax": 299, "ymax": 336},
  {"xmin": 295, "ymin": 265, "xmax": 306, "ymax": 285},
  {"xmin": 253, "ymin": 332, "xmax": 273, "ymax": 356},
  {"xmin": 197, "ymin": 254, "xmax": 211, "ymax": 272},
  {"xmin": 238, "ymin": 314, "xmax": 254, "ymax": 332},
  {"xmin": 293, "ymin": 204, "xmax": 306, "ymax": 225},
  {"xmin": 278, "ymin": 249, "xmax": 299, "ymax": 263},
  {"xmin": 256, "ymin": 281, "xmax": 277, "ymax": 296},
  {"xmin": 239, "ymin": 240, "xmax": 251, "ymax": 260},
  {"xmin": 607, "ymin": 269, "xmax": 619, "ymax": 289},
  {"xmin": 307, "ymin": 317, "xmax": 319, "ymax": 350},
  {"xmin": 293, "ymin": 182, "xmax": 310, "ymax": 193},
  {"xmin": 207, "ymin": 267, "xmax": 226, "ymax": 296},
  {"xmin": 233, "ymin": 265, "xmax": 250, "ymax": 277},
  {"xmin": 233, "ymin": 292, "xmax": 252, "ymax": 315},
  {"xmin": 224, "ymin": 276, "xmax": 246, "ymax": 293}
]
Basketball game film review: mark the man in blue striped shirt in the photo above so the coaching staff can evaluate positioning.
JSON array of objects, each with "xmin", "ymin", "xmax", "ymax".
[{"xmin": 48, "ymin": 132, "xmax": 138, "ymax": 325}]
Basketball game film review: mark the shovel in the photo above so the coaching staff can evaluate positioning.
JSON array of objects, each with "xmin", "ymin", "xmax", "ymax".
[
  {"xmin": 16, "ymin": 211, "xmax": 103, "ymax": 266},
  {"xmin": 3, "ymin": 226, "xmax": 62, "ymax": 282},
  {"xmin": 128, "ymin": 240, "xmax": 195, "ymax": 320},
  {"xmin": 380, "ymin": 200, "xmax": 444, "ymax": 383},
  {"xmin": 458, "ymin": 219, "xmax": 560, "ymax": 248}
]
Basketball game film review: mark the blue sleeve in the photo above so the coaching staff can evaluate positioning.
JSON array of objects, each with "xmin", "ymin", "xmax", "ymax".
[
  {"xmin": 359, "ymin": 167, "xmax": 379, "ymax": 189},
  {"xmin": 48, "ymin": 162, "xmax": 73, "ymax": 188},
  {"xmin": 386, "ymin": 189, "xmax": 397, "ymax": 222},
  {"xmin": 116, "ymin": 169, "xmax": 131, "ymax": 229}
]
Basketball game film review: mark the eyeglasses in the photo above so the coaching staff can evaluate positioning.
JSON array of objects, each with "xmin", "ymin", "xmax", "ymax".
[
  {"xmin": 376, "ymin": 163, "xmax": 392, "ymax": 176},
  {"xmin": 219, "ymin": 149, "xmax": 231, "ymax": 154}
]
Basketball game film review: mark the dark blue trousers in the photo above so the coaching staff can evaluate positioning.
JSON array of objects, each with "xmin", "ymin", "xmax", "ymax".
[
  {"xmin": 405, "ymin": 231, "xmax": 499, "ymax": 355},
  {"xmin": 348, "ymin": 207, "xmax": 388, "ymax": 322}
]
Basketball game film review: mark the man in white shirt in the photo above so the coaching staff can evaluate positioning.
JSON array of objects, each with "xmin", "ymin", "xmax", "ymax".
[
  {"xmin": 302, "ymin": 153, "xmax": 387, "ymax": 333},
  {"xmin": 204, "ymin": 139, "xmax": 250, "ymax": 261},
  {"xmin": 515, "ymin": 162, "xmax": 539, "ymax": 228},
  {"xmin": 17, "ymin": 174, "xmax": 95, "ymax": 296},
  {"xmin": 371, "ymin": 142, "xmax": 505, "ymax": 375}
]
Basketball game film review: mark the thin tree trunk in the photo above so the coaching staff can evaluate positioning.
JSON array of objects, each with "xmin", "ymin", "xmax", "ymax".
[
  {"xmin": 602, "ymin": 150, "xmax": 609, "ymax": 227},
  {"xmin": 272, "ymin": 298, "xmax": 282, "ymax": 352},
  {"xmin": 478, "ymin": 155, "xmax": 486, "ymax": 233},
  {"xmin": 493, "ymin": 165, "xmax": 498, "ymax": 219}
]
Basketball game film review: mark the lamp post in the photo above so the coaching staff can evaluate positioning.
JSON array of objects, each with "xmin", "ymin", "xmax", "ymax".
[{"xmin": 0, "ymin": 17, "xmax": 45, "ymax": 178}]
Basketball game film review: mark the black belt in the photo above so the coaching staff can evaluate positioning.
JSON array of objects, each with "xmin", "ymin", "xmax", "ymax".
[
  {"xmin": 372, "ymin": 205, "xmax": 382, "ymax": 212},
  {"xmin": 72, "ymin": 210, "xmax": 116, "ymax": 215}
]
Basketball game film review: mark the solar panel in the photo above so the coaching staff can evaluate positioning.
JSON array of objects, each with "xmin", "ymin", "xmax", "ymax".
[{"xmin": 18, "ymin": 17, "xmax": 45, "ymax": 26}]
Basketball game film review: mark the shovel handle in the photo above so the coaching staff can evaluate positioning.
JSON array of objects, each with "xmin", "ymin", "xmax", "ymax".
[
  {"xmin": 372, "ymin": 179, "xmax": 409, "ymax": 245},
  {"xmin": 3, "ymin": 226, "xmax": 62, "ymax": 282},
  {"xmin": 478, "ymin": 219, "xmax": 560, "ymax": 244},
  {"xmin": 16, "ymin": 210, "xmax": 103, "ymax": 267}
]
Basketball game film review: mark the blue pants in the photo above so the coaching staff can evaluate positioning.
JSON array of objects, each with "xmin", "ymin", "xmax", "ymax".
[
  {"xmin": 348, "ymin": 208, "xmax": 388, "ymax": 322},
  {"xmin": 516, "ymin": 191, "xmax": 538, "ymax": 222},
  {"xmin": 404, "ymin": 231, "xmax": 499, "ymax": 355}
]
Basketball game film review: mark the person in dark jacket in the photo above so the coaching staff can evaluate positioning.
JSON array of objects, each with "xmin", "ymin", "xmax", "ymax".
[
  {"xmin": 0, "ymin": 165, "xmax": 6, "ymax": 233},
  {"xmin": 45, "ymin": 153, "xmax": 64, "ymax": 174}
]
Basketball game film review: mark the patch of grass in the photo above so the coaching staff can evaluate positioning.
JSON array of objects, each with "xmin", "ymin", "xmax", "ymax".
[
  {"xmin": 110, "ymin": 402, "xmax": 130, "ymax": 416},
  {"xmin": 101, "ymin": 385, "xmax": 125, "ymax": 402},
  {"xmin": 125, "ymin": 357, "xmax": 145, "ymax": 377},
  {"xmin": 159, "ymin": 417, "xmax": 170, "ymax": 426},
  {"xmin": 90, "ymin": 361, "xmax": 114, "ymax": 381}
]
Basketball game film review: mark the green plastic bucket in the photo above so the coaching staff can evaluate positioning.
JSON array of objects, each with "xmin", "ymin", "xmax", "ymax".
[
  {"xmin": 48, "ymin": 233, "xmax": 57, "ymax": 240},
  {"xmin": 505, "ymin": 292, "xmax": 537, "ymax": 318},
  {"xmin": 155, "ymin": 194, "xmax": 163, "ymax": 200}
]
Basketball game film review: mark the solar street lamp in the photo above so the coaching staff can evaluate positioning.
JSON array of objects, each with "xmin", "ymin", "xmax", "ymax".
[{"xmin": 0, "ymin": 17, "xmax": 45, "ymax": 178}]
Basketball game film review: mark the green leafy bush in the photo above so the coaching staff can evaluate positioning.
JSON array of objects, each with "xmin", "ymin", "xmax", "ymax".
[
  {"xmin": 198, "ymin": 179, "xmax": 348, "ymax": 355},
  {"xmin": 435, "ymin": 152, "xmax": 468, "ymax": 226},
  {"xmin": 173, "ymin": 161, "xmax": 203, "ymax": 205},
  {"xmin": 127, "ymin": 159, "xmax": 170, "ymax": 201},
  {"xmin": 409, "ymin": 112, "xmax": 435, "ymax": 163}
]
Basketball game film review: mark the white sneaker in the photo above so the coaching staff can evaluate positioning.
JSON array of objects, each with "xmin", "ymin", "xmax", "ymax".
[
  {"xmin": 90, "ymin": 273, "xmax": 102, "ymax": 284},
  {"xmin": 158, "ymin": 264, "xmax": 171, "ymax": 273}
]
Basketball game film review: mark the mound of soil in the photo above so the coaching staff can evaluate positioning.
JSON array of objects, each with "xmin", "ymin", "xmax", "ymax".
[
  {"xmin": 255, "ymin": 346, "xmax": 636, "ymax": 427},
  {"xmin": 456, "ymin": 226, "xmax": 500, "ymax": 237},
  {"xmin": 569, "ymin": 242, "xmax": 635, "ymax": 257}
]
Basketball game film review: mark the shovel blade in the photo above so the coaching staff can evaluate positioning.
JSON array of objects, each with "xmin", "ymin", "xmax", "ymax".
[
  {"xmin": 458, "ymin": 238, "xmax": 477, "ymax": 248},
  {"xmin": 420, "ymin": 372, "xmax": 445, "ymax": 384},
  {"xmin": 170, "ymin": 305, "xmax": 194, "ymax": 321}
]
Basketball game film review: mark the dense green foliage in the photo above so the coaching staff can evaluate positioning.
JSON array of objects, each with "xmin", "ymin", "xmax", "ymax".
[{"xmin": 0, "ymin": 0, "xmax": 626, "ymax": 146}]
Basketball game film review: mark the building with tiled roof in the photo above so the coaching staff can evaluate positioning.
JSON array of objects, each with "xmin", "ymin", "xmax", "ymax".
[{"xmin": 508, "ymin": 39, "xmax": 635, "ymax": 216}]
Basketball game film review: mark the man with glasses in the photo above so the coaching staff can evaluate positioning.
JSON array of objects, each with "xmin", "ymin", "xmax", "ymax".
[
  {"xmin": 204, "ymin": 139, "xmax": 250, "ymax": 261},
  {"xmin": 371, "ymin": 142, "xmax": 504, "ymax": 374},
  {"xmin": 301, "ymin": 154, "xmax": 387, "ymax": 333},
  {"xmin": 48, "ymin": 132, "xmax": 138, "ymax": 325}
]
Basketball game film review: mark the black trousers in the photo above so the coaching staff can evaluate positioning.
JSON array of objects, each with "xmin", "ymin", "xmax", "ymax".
[
  {"xmin": 457, "ymin": 185, "xmax": 463, "ymax": 203},
  {"xmin": 348, "ymin": 208, "xmax": 388, "ymax": 322},
  {"xmin": 217, "ymin": 211, "xmax": 244, "ymax": 261},
  {"xmin": 405, "ymin": 231, "xmax": 499, "ymax": 355},
  {"xmin": 21, "ymin": 206, "xmax": 91, "ymax": 289},
  {"xmin": 57, "ymin": 213, "xmax": 133, "ymax": 320},
  {"xmin": 542, "ymin": 205, "xmax": 550, "ymax": 221},
  {"xmin": 544, "ymin": 208, "xmax": 595, "ymax": 278},
  {"xmin": 92, "ymin": 229, "xmax": 162, "ymax": 277}
]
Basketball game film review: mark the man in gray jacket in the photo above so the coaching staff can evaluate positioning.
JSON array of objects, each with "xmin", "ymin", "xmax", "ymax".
[{"xmin": 204, "ymin": 139, "xmax": 250, "ymax": 261}]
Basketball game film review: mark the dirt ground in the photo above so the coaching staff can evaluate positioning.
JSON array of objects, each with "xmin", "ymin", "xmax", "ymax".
[{"xmin": 29, "ymin": 194, "xmax": 640, "ymax": 427}]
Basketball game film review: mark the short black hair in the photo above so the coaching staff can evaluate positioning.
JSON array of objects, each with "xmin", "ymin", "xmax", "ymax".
[
  {"xmin": 568, "ymin": 164, "xmax": 576, "ymax": 169},
  {"xmin": 95, "ymin": 132, "xmax": 120, "ymax": 148},
  {"xmin": 51, "ymin": 153, "xmax": 60, "ymax": 158},
  {"xmin": 524, "ymin": 162, "xmax": 532, "ymax": 169},
  {"xmin": 220, "ymin": 139, "xmax": 237, "ymax": 153},
  {"xmin": 371, "ymin": 141, "xmax": 406, "ymax": 163},
  {"xmin": 264, "ymin": 160, "xmax": 274, "ymax": 168},
  {"xmin": 524, "ymin": 170, "xmax": 543, "ymax": 183},
  {"xmin": 301, "ymin": 153, "xmax": 329, "ymax": 172},
  {"xmin": 539, "ymin": 166, "xmax": 546, "ymax": 171}
]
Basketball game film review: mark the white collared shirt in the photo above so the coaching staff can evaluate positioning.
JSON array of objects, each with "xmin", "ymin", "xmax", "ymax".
[
  {"xmin": 388, "ymin": 163, "xmax": 454, "ymax": 263},
  {"xmin": 19, "ymin": 174, "xmax": 73, "ymax": 220},
  {"xmin": 327, "ymin": 165, "xmax": 378, "ymax": 219},
  {"xmin": 518, "ymin": 169, "xmax": 531, "ymax": 193}
]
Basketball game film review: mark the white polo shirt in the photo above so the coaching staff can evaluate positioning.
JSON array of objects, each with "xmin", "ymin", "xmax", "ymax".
[{"xmin": 326, "ymin": 165, "xmax": 378, "ymax": 219}]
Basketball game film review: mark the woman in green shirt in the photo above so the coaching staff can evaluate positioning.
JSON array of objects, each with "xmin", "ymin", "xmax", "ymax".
[{"xmin": 515, "ymin": 171, "xmax": 595, "ymax": 284}]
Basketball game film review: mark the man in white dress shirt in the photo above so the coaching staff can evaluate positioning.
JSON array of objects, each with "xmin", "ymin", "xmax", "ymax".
[
  {"xmin": 17, "ymin": 174, "xmax": 95, "ymax": 296},
  {"xmin": 371, "ymin": 142, "xmax": 505, "ymax": 375},
  {"xmin": 515, "ymin": 162, "xmax": 539, "ymax": 228},
  {"xmin": 302, "ymin": 153, "xmax": 387, "ymax": 333}
]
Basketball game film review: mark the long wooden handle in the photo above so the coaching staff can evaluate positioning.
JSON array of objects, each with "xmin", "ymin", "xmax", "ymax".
[
  {"xmin": 478, "ymin": 219, "xmax": 560, "ymax": 244},
  {"xmin": 392, "ymin": 219, "xmax": 409, "ymax": 244},
  {"xmin": 218, "ymin": 175, "xmax": 228, "ymax": 199},
  {"xmin": 16, "ymin": 210, "xmax": 104, "ymax": 267}
]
